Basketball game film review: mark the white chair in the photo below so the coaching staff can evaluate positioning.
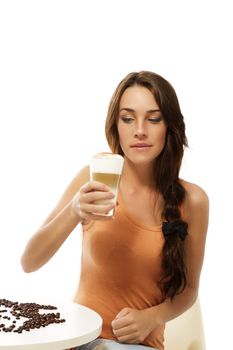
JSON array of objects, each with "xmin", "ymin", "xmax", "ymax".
[{"xmin": 164, "ymin": 298, "xmax": 206, "ymax": 350}]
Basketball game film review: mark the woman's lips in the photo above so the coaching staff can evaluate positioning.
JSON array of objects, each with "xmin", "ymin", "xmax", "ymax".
[
  {"xmin": 131, "ymin": 143, "xmax": 151, "ymax": 147},
  {"xmin": 130, "ymin": 144, "xmax": 152, "ymax": 150}
]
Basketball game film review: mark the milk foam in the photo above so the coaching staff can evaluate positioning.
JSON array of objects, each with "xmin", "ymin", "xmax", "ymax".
[{"xmin": 91, "ymin": 153, "xmax": 124, "ymax": 174}]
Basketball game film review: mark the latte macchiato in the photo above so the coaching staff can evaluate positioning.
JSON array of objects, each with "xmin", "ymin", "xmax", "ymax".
[
  {"xmin": 90, "ymin": 153, "xmax": 124, "ymax": 216},
  {"xmin": 92, "ymin": 173, "xmax": 120, "ymax": 190}
]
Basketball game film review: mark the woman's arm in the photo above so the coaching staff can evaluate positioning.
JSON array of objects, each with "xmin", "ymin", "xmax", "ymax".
[
  {"xmin": 21, "ymin": 166, "xmax": 90, "ymax": 272},
  {"xmin": 112, "ymin": 181, "xmax": 209, "ymax": 344},
  {"xmin": 21, "ymin": 165, "xmax": 116, "ymax": 273}
]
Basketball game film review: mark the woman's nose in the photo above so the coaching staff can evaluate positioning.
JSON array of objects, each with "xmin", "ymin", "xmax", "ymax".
[{"xmin": 134, "ymin": 122, "xmax": 147, "ymax": 138}]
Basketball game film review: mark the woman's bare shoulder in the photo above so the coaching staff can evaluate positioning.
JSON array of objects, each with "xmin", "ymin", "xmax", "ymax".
[
  {"xmin": 179, "ymin": 179, "xmax": 209, "ymax": 219},
  {"xmin": 68, "ymin": 165, "xmax": 90, "ymax": 191}
]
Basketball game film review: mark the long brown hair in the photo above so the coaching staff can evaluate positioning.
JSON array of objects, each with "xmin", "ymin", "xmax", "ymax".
[{"xmin": 105, "ymin": 71, "xmax": 188, "ymax": 299}]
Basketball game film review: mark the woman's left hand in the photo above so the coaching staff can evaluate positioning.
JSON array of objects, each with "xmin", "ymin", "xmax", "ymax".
[{"xmin": 111, "ymin": 307, "xmax": 154, "ymax": 344}]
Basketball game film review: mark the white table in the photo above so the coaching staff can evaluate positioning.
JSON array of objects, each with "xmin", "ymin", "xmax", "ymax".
[{"xmin": 0, "ymin": 302, "xmax": 102, "ymax": 350}]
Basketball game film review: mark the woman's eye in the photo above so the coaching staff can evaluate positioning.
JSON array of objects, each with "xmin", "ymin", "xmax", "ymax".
[
  {"xmin": 121, "ymin": 116, "xmax": 134, "ymax": 123},
  {"xmin": 148, "ymin": 117, "xmax": 162, "ymax": 123}
]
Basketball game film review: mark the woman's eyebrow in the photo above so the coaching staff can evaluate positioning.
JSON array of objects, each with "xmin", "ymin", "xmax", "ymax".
[
  {"xmin": 147, "ymin": 109, "xmax": 161, "ymax": 113},
  {"xmin": 119, "ymin": 108, "xmax": 161, "ymax": 113},
  {"xmin": 119, "ymin": 108, "xmax": 134, "ymax": 112}
]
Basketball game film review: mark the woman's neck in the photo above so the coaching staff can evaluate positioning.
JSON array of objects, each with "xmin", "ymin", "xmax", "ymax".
[{"xmin": 120, "ymin": 158, "xmax": 155, "ymax": 191}]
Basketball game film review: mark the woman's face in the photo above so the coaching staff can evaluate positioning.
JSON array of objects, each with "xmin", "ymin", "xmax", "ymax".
[{"xmin": 117, "ymin": 85, "xmax": 167, "ymax": 166}]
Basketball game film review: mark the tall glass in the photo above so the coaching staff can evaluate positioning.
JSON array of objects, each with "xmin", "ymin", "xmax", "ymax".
[{"xmin": 90, "ymin": 152, "xmax": 124, "ymax": 216}]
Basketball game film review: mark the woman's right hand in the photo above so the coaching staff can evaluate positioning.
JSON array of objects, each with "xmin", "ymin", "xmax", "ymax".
[{"xmin": 71, "ymin": 181, "xmax": 116, "ymax": 221}]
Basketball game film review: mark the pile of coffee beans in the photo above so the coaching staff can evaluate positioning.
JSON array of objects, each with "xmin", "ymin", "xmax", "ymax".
[{"xmin": 0, "ymin": 298, "xmax": 65, "ymax": 333}]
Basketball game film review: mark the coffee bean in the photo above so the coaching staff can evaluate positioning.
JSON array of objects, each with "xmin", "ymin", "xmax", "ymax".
[{"xmin": 0, "ymin": 298, "xmax": 66, "ymax": 333}]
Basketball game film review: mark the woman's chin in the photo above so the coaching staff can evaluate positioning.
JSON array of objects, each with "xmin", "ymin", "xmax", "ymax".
[{"xmin": 125, "ymin": 154, "xmax": 156, "ymax": 167}]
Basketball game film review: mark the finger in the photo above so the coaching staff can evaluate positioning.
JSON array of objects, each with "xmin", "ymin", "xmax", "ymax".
[
  {"xmin": 81, "ymin": 202, "xmax": 115, "ymax": 215},
  {"xmin": 81, "ymin": 210, "xmax": 115, "ymax": 221},
  {"xmin": 82, "ymin": 190, "xmax": 115, "ymax": 203},
  {"xmin": 112, "ymin": 324, "xmax": 136, "ymax": 338},
  {"xmin": 87, "ymin": 213, "xmax": 115, "ymax": 221},
  {"xmin": 117, "ymin": 331, "xmax": 140, "ymax": 344},
  {"xmin": 81, "ymin": 181, "xmax": 111, "ymax": 193},
  {"xmin": 115, "ymin": 307, "xmax": 131, "ymax": 320},
  {"xmin": 112, "ymin": 308, "xmax": 132, "ymax": 329},
  {"xmin": 112, "ymin": 316, "xmax": 131, "ymax": 330}
]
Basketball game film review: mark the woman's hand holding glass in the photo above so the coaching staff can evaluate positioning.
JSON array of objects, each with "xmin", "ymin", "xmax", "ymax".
[{"xmin": 72, "ymin": 181, "xmax": 115, "ymax": 221}]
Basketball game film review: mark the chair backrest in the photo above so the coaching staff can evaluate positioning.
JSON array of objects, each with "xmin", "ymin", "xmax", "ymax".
[{"xmin": 164, "ymin": 298, "xmax": 206, "ymax": 350}]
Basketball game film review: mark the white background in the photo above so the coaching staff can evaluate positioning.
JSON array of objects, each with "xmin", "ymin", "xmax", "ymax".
[{"xmin": 0, "ymin": 1, "xmax": 232, "ymax": 349}]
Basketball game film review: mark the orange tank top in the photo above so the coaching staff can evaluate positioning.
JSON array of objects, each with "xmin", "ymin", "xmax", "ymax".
[{"xmin": 74, "ymin": 191, "xmax": 166, "ymax": 350}]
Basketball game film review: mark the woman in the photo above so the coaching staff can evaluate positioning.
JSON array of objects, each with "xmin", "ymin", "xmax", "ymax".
[{"xmin": 21, "ymin": 71, "xmax": 209, "ymax": 350}]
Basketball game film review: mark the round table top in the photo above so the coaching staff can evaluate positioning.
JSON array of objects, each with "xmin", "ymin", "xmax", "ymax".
[{"xmin": 0, "ymin": 302, "xmax": 102, "ymax": 350}]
